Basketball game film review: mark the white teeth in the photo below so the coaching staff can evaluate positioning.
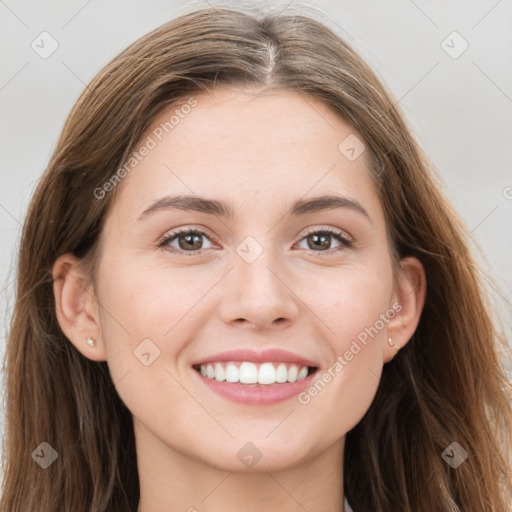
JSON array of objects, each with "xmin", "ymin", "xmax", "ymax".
[
  {"xmin": 276, "ymin": 363, "xmax": 288, "ymax": 383},
  {"xmin": 239, "ymin": 362, "xmax": 258, "ymax": 384},
  {"xmin": 225, "ymin": 363, "xmax": 239, "ymax": 383},
  {"xmin": 214, "ymin": 363, "xmax": 226, "ymax": 382},
  {"xmin": 297, "ymin": 366, "xmax": 308, "ymax": 381},
  {"xmin": 197, "ymin": 361, "xmax": 312, "ymax": 385},
  {"xmin": 287, "ymin": 365, "xmax": 298, "ymax": 382},
  {"xmin": 258, "ymin": 362, "xmax": 276, "ymax": 384}
]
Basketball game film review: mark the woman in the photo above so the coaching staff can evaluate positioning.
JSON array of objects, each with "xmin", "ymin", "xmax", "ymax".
[{"xmin": 1, "ymin": 5, "xmax": 510, "ymax": 511}]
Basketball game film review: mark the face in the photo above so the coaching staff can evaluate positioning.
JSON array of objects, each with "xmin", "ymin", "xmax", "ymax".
[{"xmin": 85, "ymin": 87, "xmax": 409, "ymax": 472}]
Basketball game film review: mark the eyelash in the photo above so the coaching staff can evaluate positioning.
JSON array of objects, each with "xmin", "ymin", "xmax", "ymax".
[{"xmin": 157, "ymin": 226, "xmax": 354, "ymax": 257}]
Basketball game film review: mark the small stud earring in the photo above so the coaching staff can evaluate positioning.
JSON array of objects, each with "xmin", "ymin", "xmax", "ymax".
[
  {"xmin": 388, "ymin": 337, "xmax": 400, "ymax": 350},
  {"xmin": 86, "ymin": 337, "xmax": 96, "ymax": 347}
]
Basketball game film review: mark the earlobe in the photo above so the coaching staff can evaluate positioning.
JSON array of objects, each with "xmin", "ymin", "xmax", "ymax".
[
  {"xmin": 384, "ymin": 256, "xmax": 426, "ymax": 363},
  {"xmin": 52, "ymin": 253, "xmax": 107, "ymax": 362}
]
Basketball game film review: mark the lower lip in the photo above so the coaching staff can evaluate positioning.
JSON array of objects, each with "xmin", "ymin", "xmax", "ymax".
[{"xmin": 193, "ymin": 368, "xmax": 317, "ymax": 406}]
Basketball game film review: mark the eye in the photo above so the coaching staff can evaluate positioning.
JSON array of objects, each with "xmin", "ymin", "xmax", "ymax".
[
  {"xmin": 296, "ymin": 227, "xmax": 353, "ymax": 254},
  {"xmin": 158, "ymin": 228, "xmax": 214, "ymax": 255}
]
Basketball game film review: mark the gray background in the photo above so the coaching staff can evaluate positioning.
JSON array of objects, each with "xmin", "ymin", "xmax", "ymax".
[{"xmin": 1, "ymin": 0, "xmax": 511, "ymax": 466}]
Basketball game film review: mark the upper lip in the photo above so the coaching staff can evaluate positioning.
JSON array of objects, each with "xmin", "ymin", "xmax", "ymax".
[{"xmin": 192, "ymin": 348, "xmax": 319, "ymax": 368}]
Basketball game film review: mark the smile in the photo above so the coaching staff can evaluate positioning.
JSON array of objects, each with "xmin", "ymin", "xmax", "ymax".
[
  {"xmin": 192, "ymin": 362, "xmax": 319, "ymax": 406},
  {"xmin": 193, "ymin": 361, "xmax": 316, "ymax": 385}
]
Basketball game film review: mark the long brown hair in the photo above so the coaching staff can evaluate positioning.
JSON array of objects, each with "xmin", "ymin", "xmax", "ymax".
[{"xmin": 1, "ymin": 5, "xmax": 510, "ymax": 511}]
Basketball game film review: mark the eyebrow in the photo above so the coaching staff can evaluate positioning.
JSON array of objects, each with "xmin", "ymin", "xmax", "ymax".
[{"xmin": 137, "ymin": 194, "xmax": 371, "ymax": 223}]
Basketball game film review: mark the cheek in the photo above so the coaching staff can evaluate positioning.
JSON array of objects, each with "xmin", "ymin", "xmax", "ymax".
[
  {"xmin": 97, "ymin": 255, "xmax": 210, "ymax": 339},
  {"xmin": 95, "ymin": 262, "xmax": 197, "ymax": 429},
  {"xmin": 309, "ymin": 261, "xmax": 393, "ymax": 347},
  {"xmin": 95, "ymin": 256, "xmax": 222, "ymax": 387},
  {"xmin": 296, "ymin": 265, "xmax": 393, "ymax": 429}
]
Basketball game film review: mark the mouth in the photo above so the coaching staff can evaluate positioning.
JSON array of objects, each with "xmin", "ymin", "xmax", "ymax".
[
  {"xmin": 191, "ymin": 361, "xmax": 319, "ymax": 406},
  {"xmin": 192, "ymin": 361, "xmax": 318, "ymax": 385}
]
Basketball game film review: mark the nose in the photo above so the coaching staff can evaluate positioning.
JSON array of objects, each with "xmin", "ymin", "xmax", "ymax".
[{"xmin": 218, "ymin": 253, "xmax": 300, "ymax": 330}]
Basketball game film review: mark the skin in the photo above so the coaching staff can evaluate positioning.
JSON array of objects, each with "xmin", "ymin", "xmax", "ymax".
[{"xmin": 53, "ymin": 87, "xmax": 426, "ymax": 512}]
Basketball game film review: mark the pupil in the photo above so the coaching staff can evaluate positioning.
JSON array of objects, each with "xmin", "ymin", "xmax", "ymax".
[
  {"xmin": 180, "ymin": 233, "xmax": 202, "ymax": 250},
  {"xmin": 310, "ymin": 233, "xmax": 330, "ymax": 250}
]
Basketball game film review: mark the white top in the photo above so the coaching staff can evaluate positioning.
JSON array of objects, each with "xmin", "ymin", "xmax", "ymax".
[{"xmin": 344, "ymin": 497, "xmax": 354, "ymax": 511}]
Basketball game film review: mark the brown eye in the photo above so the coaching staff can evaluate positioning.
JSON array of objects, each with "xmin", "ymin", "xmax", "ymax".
[
  {"xmin": 306, "ymin": 233, "xmax": 332, "ymax": 250},
  {"xmin": 297, "ymin": 228, "xmax": 352, "ymax": 253},
  {"xmin": 159, "ymin": 228, "xmax": 213, "ymax": 254},
  {"xmin": 178, "ymin": 232, "xmax": 203, "ymax": 250}
]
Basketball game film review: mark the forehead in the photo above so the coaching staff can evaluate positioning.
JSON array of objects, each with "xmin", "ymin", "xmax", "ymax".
[{"xmin": 108, "ymin": 87, "xmax": 382, "ymax": 225}]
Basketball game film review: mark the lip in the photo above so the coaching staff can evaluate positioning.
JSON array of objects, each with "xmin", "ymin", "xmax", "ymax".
[
  {"xmin": 193, "ymin": 367, "xmax": 318, "ymax": 406},
  {"xmin": 191, "ymin": 348, "xmax": 319, "ymax": 406},
  {"xmin": 191, "ymin": 348, "xmax": 319, "ymax": 368}
]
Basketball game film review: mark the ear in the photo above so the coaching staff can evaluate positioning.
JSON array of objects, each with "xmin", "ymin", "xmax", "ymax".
[
  {"xmin": 52, "ymin": 253, "xmax": 107, "ymax": 361},
  {"xmin": 383, "ymin": 256, "xmax": 426, "ymax": 363}
]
